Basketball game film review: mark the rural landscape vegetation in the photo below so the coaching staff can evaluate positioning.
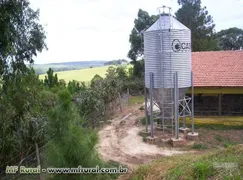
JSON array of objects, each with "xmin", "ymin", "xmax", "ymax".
[{"xmin": 0, "ymin": 0, "xmax": 243, "ymax": 180}]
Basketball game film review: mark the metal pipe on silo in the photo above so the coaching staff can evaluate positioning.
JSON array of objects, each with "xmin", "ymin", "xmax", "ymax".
[{"xmin": 149, "ymin": 73, "xmax": 154, "ymax": 138}]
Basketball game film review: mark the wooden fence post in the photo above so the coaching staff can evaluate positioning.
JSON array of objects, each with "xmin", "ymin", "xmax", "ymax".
[
  {"xmin": 118, "ymin": 92, "xmax": 123, "ymax": 112},
  {"xmin": 127, "ymin": 88, "xmax": 130, "ymax": 104}
]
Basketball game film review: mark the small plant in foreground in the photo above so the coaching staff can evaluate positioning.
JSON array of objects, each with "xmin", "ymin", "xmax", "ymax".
[
  {"xmin": 224, "ymin": 142, "xmax": 237, "ymax": 148},
  {"xmin": 131, "ymin": 165, "xmax": 149, "ymax": 180},
  {"xmin": 142, "ymin": 136, "xmax": 147, "ymax": 142},
  {"xmin": 168, "ymin": 167, "xmax": 182, "ymax": 180},
  {"xmin": 141, "ymin": 116, "xmax": 151, "ymax": 125},
  {"xmin": 194, "ymin": 161, "xmax": 214, "ymax": 180},
  {"xmin": 192, "ymin": 143, "xmax": 208, "ymax": 150},
  {"xmin": 139, "ymin": 106, "xmax": 144, "ymax": 110}
]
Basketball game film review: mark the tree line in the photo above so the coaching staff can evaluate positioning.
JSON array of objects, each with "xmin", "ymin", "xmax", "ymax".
[{"xmin": 128, "ymin": 0, "xmax": 243, "ymax": 63}]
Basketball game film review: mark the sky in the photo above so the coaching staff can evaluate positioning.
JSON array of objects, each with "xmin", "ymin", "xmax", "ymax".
[{"xmin": 30, "ymin": 0, "xmax": 243, "ymax": 64}]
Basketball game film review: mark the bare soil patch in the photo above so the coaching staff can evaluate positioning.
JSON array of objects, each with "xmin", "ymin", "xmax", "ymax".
[{"xmin": 97, "ymin": 105, "xmax": 187, "ymax": 169}]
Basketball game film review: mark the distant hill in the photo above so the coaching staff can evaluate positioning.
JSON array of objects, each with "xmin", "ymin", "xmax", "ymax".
[
  {"xmin": 104, "ymin": 59, "xmax": 128, "ymax": 66},
  {"xmin": 33, "ymin": 61, "xmax": 108, "ymax": 75}
]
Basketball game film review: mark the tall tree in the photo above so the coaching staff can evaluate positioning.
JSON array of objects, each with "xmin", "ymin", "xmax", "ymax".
[
  {"xmin": 128, "ymin": 9, "xmax": 158, "ymax": 62},
  {"xmin": 216, "ymin": 27, "xmax": 243, "ymax": 50},
  {"xmin": 0, "ymin": 0, "xmax": 46, "ymax": 81},
  {"xmin": 0, "ymin": 0, "xmax": 46, "ymax": 166},
  {"xmin": 176, "ymin": 0, "xmax": 219, "ymax": 51}
]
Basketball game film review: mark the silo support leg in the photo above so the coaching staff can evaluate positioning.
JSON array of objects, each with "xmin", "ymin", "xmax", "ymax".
[
  {"xmin": 187, "ymin": 71, "xmax": 199, "ymax": 141},
  {"xmin": 174, "ymin": 72, "xmax": 179, "ymax": 139},
  {"xmin": 183, "ymin": 100, "xmax": 186, "ymax": 129},
  {"xmin": 149, "ymin": 73, "xmax": 154, "ymax": 138},
  {"xmin": 170, "ymin": 72, "xmax": 186, "ymax": 146},
  {"xmin": 146, "ymin": 73, "xmax": 159, "ymax": 144},
  {"xmin": 144, "ymin": 87, "xmax": 148, "ymax": 133}
]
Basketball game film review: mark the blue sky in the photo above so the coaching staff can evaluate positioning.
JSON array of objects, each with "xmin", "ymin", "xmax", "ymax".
[{"xmin": 30, "ymin": 0, "xmax": 243, "ymax": 64}]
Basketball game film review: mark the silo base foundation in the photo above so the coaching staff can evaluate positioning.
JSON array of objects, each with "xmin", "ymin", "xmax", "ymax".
[
  {"xmin": 146, "ymin": 136, "xmax": 159, "ymax": 144},
  {"xmin": 140, "ymin": 129, "xmax": 151, "ymax": 136},
  {"xmin": 187, "ymin": 132, "xmax": 199, "ymax": 141},
  {"xmin": 170, "ymin": 138, "xmax": 186, "ymax": 147},
  {"xmin": 179, "ymin": 127, "xmax": 191, "ymax": 134}
]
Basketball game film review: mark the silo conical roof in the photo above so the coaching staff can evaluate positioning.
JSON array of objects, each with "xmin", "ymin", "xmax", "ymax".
[{"xmin": 146, "ymin": 14, "xmax": 189, "ymax": 32}]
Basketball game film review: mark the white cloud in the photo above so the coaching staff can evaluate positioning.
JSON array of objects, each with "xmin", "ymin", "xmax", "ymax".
[{"xmin": 30, "ymin": 0, "xmax": 243, "ymax": 64}]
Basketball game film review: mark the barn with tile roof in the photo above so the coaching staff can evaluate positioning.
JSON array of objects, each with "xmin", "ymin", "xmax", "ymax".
[{"xmin": 191, "ymin": 50, "xmax": 243, "ymax": 115}]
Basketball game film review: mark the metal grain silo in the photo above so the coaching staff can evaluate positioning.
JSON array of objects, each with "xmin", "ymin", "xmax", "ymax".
[{"xmin": 143, "ymin": 11, "xmax": 193, "ymax": 138}]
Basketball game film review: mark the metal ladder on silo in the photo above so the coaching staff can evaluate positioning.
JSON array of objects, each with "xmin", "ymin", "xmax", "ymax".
[
  {"xmin": 157, "ymin": 6, "xmax": 175, "ymax": 135},
  {"xmin": 157, "ymin": 7, "xmax": 165, "ymax": 134},
  {"xmin": 168, "ymin": 10, "xmax": 175, "ymax": 136}
]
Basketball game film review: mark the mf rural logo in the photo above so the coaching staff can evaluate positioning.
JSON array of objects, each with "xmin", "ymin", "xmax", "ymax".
[{"xmin": 172, "ymin": 39, "xmax": 191, "ymax": 52}]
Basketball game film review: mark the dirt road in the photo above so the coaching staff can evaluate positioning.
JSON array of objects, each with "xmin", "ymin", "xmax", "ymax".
[{"xmin": 97, "ymin": 105, "xmax": 185, "ymax": 169}]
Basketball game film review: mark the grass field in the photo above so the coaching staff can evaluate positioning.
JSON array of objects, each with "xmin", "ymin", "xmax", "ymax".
[{"xmin": 39, "ymin": 65, "xmax": 112, "ymax": 82}]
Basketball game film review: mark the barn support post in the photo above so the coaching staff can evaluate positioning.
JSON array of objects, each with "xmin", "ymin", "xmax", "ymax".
[
  {"xmin": 218, "ymin": 94, "xmax": 222, "ymax": 116},
  {"xmin": 149, "ymin": 73, "xmax": 154, "ymax": 138}
]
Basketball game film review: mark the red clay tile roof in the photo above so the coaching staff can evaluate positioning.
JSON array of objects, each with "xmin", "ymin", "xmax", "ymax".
[{"xmin": 192, "ymin": 51, "xmax": 243, "ymax": 87}]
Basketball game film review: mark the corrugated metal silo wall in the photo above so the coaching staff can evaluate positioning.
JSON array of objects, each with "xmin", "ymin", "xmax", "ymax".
[{"xmin": 144, "ymin": 29, "xmax": 191, "ymax": 89}]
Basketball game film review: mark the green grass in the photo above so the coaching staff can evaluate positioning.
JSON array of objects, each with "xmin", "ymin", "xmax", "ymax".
[
  {"xmin": 181, "ymin": 116, "xmax": 243, "ymax": 130},
  {"xmin": 214, "ymin": 135, "xmax": 238, "ymax": 148},
  {"xmin": 39, "ymin": 66, "xmax": 112, "ymax": 82},
  {"xmin": 129, "ymin": 96, "xmax": 144, "ymax": 105},
  {"xmin": 130, "ymin": 145, "xmax": 243, "ymax": 180},
  {"xmin": 191, "ymin": 143, "xmax": 208, "ymax": 150}
]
